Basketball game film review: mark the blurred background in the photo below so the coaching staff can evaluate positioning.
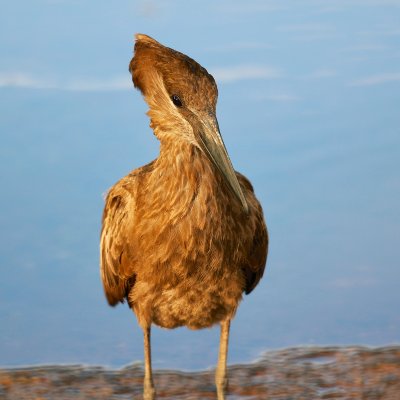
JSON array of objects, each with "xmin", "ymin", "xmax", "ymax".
[{"xmin": 0, "ymin": 0, "xmax": 399, "ymax": 370}]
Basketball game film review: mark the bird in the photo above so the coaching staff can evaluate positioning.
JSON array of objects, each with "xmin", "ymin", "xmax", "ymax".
[{"xmin": 100, "ymin": 34, "xmax": 268, "ymax": 400}]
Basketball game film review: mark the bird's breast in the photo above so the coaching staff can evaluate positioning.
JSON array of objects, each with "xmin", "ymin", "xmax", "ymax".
[
  {"xmin": 128, "ymin": 146, "xmax": 255, "ymax": 328},
  {"xmin": 134, "ymin": 157, "xmax": 251, "ymax": 277}
]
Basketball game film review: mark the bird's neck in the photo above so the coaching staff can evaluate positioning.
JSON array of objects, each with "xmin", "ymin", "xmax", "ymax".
[
  {"xmin": 148, "ymin": 139, "xmax": 225, "ymax": 220},
  {"xmin": 157, "ymin": 139, "xmax": 214, "ymax": 185}
]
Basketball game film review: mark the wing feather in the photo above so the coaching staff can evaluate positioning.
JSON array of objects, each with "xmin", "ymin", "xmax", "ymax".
[
  {"xmin": 237, "ymin": 173, "xmax": 269, "ymax": 295},
  {"xmin": 100, "ymin": 162, "xmax": 155, "ymax": 306},
  {"xmin": 243, "ymin": 209, "xmax": 268, "ymax": 294},
  {"xmin": 100, "ymin": 187, "xmax": 134, "ymax": 306}
]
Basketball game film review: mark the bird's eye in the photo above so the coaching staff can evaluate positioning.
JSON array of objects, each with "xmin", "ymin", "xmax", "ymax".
[{"xmin": 171, "ymin": 94, "xmax": 183, "ymax": 107}]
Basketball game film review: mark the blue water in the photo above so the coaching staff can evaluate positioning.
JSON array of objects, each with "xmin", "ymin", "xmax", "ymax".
[{"xmin": 1, "ymin": 1, "xmax": 399, "ymax": 370}]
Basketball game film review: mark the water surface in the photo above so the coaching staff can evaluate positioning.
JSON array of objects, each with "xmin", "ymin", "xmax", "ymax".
[{"xmin": 0, "ymin": 0, "xmax": 399, "ymax": 370}]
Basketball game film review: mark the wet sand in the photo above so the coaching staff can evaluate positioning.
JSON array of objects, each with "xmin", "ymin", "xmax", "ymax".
[{"xmin": 1, "ymin": 346, "xmax": 399, "ymax": 399}]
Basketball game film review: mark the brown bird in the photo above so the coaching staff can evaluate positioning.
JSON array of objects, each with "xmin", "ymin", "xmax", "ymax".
[{"xmin": 100, "ymin": 34, "xmax": 268, "ymax": 400}]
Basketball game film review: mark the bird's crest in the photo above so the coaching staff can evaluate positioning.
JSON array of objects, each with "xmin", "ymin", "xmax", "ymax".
[{"xmin": 129, "ymin": 33, "xmax": 217, "ymax": 105}]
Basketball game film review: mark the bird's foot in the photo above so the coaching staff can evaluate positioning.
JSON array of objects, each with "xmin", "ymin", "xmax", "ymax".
[
  {"xmin": 215, "ymin": 373, "xmax": 228, "ymax": 400},
  {"xmin": 143, "ymin": 381, "xmax": 155, "ymax": 400},
  {"xmin": 216, "ymin": 385, "xmax": 227, "ymax": 400}
]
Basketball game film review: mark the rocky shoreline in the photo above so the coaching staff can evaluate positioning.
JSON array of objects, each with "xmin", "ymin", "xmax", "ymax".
[{"xmin": 1, "ymin": 346, "xmax": 399, "ymax": 399}]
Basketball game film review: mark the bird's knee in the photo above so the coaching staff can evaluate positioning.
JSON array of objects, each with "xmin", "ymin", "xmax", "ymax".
[{"xmin": 215, "ymin": 372, "xmax": 228, "ymax": 391}]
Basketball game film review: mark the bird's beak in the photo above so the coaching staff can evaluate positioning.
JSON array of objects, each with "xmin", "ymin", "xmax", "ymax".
[{"xmin": 195, "ymin": 113, "xmax": 249, "ymax": 213}]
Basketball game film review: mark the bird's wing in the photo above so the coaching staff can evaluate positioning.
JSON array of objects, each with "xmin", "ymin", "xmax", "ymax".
[
  {"xmin": 100, "ymin": 162, "xmax": 154, "ymax": 306},
  {"xmin": 237, "ymin": 173, "xmax": 269, "ymax": 295},
  {"xmin": 243, "ymin": 209, "xmax": 268, "ymax": 294},
  {"xmin": 100, "ymin": 184, "xmax": 135, "ymax": 306}
]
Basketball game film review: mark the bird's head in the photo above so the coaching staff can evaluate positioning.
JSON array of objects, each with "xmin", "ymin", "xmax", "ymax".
[{"xmin": 129, "ymin": 33, "xmax": 248, "ymax": 212}]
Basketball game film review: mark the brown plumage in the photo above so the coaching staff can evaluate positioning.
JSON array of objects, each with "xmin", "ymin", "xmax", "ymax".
[{"xmin": 100, "ymin": 34, "xmax": 268, "ymax": 400}]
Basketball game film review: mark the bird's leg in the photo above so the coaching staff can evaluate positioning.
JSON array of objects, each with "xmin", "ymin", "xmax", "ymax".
[
  {"xmin": 143, "ymin": 326, "xmax": 155, "ymax": 400},
  {"xmin": 215, "ymin": 319, "xmax": 230, "ymax": 400}
]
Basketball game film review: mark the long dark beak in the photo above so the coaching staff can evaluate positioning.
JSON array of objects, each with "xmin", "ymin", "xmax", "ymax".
[{"xmin": 195, "ymin": 113, "xmax": 249, "ymax": 213}]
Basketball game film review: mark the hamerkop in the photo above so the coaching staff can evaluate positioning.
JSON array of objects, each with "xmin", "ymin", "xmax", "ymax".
[{"xmin": 100, "ymin": 34, "xmax": 268, "ymax": 400}]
